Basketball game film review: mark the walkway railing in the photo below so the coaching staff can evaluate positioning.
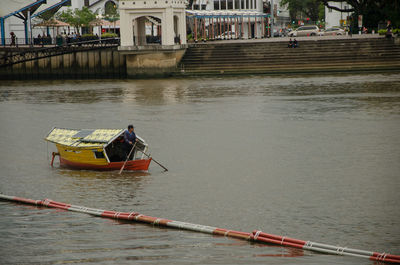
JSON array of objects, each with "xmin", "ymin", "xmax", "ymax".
[{"xmin": 0, "ymin": 38, "xmax": 120, "ymax": 67}]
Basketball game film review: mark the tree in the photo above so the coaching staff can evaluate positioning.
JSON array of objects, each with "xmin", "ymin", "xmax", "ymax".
[
  {"xmin": 280, "ymin": 0, "xmax": 324, "ymax": 21},
  {"xmin": 103, "ymin": 1, "xmax": 119, "ymax": 33},
  {"xmin": 321, "ymin": 0, "xmax": 400, "ymax": 29},
  {"xmin": 57, "ymin": 7, "xmax": 96, "ymax": 34}
]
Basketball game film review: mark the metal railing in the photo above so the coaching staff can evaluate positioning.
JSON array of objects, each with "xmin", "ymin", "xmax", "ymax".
[
  {"xmin": 1, "ymin": 36, "xmax": 120, "ymax": 47},
  {"xmin": 131, "ymin": 35, "xmax": 181, "ymax": 45},
  {"xmin": 0, "ymin": 38, "xmax": 120, "ymax": 67}
]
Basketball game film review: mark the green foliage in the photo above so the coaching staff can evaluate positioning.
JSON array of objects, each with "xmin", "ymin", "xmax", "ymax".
[
  {"xmin": 82, "ymin": 33, "xmax": 95, "ymax": 38},
  {"xmin": 378, "ymin": 29, "xmax": 387, "ymax": 35},
  {"xmin": 377, "ymin": 29, "xmax": 399, "ymax": 35},
  {"xmin": 101, "ymin": 32, "xmax": 118, "ymax": 38},
  {"xmin": 57, "ymin": 7, "xmax": 96, "ymax": 33},
  {"xmin": 321, "ymin": 0, "xmax": 400, "ymax": 29},
  {"xmin": 80, "ymin": 34, "xmax": 98, "ymax": 41},
  {"xmin": 104, "ymin": 1, "xmax": 119, "ymax": 22},
  {"xmin": 187, "ymin": 33, "xmax": 193, "ymax": 40},
  {"xmin": 280, "ymin": 0, "xmax": 323, "ymax": 21}
]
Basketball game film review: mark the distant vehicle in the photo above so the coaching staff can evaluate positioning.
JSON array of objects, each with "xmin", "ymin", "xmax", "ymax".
[
  {"xmin": 321, "ymin": 27, "xmax": 345, "ymax": 36},
  {"xmin": 273, "ymin": 29, "xmax": 288, "ymax": 37},
  {"xmin": 216, "ymin": 31, "xmax": 237, "ymax": 40},
  {"xmin": 288, "ymin": 25, "xmax": 320, "ymax": 37}
]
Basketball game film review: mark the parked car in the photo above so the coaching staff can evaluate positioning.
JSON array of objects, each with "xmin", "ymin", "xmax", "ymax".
[
  {"xmin": 321, "ymin": 27, "xmax": 345, "ymax": 36},
  {"xmin": 288, "ymin": 25, "xmax": 320, "ymax": 37},
  {"xmin": 216, "ymin": 31, "xmax": 237, "ymax": 40}
]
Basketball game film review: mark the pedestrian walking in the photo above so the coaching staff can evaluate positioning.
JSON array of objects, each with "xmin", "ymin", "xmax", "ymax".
[{"xmin": 10, "ymin": 32, "xmax": 16, "ymax": 46}]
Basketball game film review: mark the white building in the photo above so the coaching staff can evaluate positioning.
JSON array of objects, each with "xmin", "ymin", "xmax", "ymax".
[
  {"xmin": 189, "ymin": 0, "xmax": 266, "ymax": 39},
  {"xmin": 119, "ymin": 0, "xmax": 187, "ymax": 46},
  {"xmin": 272, "ymin": 0, "xmax": 290, "ymax": 31},
  {"xmin": 324, "ymin": 1, "xmax": 352, "ymax": 28}
]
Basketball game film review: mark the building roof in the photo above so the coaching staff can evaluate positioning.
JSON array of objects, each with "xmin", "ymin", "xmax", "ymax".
[
  {"xmin": 34, "ymin": 19, "xmax": 70, "ymax": 27},
  {"xmin": 45, "ymin": 127, "xmax": 124, "ymax": 148}
]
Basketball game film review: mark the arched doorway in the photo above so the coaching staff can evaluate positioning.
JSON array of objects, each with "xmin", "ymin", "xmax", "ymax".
[{"xmin": 132, "ymin": 15, "xmax": 162, "ymax": 46}]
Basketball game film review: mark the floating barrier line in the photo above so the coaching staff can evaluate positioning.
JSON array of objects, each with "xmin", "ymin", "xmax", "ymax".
[
  {"xmin": 1, "ymin": 194, "xmax": 399, "ymax": 264},
  {"xmin": 251, "ymin": 231, "xmax": 400, "ymax": 263}
]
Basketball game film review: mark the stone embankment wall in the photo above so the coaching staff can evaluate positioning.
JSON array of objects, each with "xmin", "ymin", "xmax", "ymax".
[
  {"xmin": 1, "ymin": 37, "xmax": 399, "ymax": 79},
  {"xmin": 0, "ymin": 47, "xmax": 126, "ymax": 80},
  {"xmin": 179, "ymin": 38, "xmax": 400, "ymax": 75}
]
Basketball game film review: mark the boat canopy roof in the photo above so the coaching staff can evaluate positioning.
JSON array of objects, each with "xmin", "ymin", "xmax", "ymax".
[{"xmin": 45, "ymin": 127, "xmax": 124, "ymax": 148}]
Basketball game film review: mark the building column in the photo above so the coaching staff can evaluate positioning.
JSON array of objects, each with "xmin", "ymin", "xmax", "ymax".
[
  {"xmin": 162, "ymin": 7, "xmax": 174, "ymax": 45},
  {"xmin": 120, "ymin": 10, "xmax": 134, "ymax": 46},
  {"xmin": 179, "ymin": 11, "xmax": 187, "ymax": 44},
  {"xmin": 194, "ymin": 17, "xmax": 198, "ymax": 42},
  {"xmin": 254, "ymin": 16, "xmax": 257, "ymax": 38},
  {"xmin": 137, "ymin": 16, "xmax": 146, "ymax": 45}
]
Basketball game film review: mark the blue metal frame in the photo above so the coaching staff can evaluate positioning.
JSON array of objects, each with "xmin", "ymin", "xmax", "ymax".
[
  {"xmin": 0, "ymin": 0, "xmax": 47, "ymax": 46},
  {"xmin": 0, "ymin": 18, "xmax": 4, "ymax": 46},
  {"xmin": 32, "ymin": 0, "xmax": 71, "ymax": 18}
]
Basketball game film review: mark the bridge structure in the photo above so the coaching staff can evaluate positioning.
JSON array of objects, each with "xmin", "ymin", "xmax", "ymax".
[
  {"xmin": 0, "ymin": 0, "xmax": 72, "ymax": 46},
  {"xmin": 0, "ymin": 38, "xmax": 120, "ymax": 67}
]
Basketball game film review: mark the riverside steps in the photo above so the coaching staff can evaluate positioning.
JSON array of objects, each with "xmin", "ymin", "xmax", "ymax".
[{"xmin": 178, "ymin": 36, "xmax": 400, "ymax": 76}]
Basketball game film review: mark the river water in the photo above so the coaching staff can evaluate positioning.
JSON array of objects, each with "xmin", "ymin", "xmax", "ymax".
[{"xmin": 0, "ymin": 74, "xmax": 399, "ymax": 265}]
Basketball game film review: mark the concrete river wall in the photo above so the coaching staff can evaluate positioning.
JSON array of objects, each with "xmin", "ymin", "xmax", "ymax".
[
  {"xmin": 0, "ymin": 47, "xmax": 126, "ymax": 80},
  {"xmin": 1, "ymin": 37, "xmax": 399, "ymax": 79}
]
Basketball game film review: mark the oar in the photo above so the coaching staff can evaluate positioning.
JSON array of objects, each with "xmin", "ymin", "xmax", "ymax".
[
  {"xmin": 138, "ymin": 149, "xmax": 168, "ymax": 171},
  {"xmin": 119, "ymin": 142, "xmax": 137, "ymax": 174}
]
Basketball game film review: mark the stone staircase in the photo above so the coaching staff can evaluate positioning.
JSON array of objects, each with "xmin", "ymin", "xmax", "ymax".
[{"xmin": 178, "ymin": 38, "xmax": 400, "ymax": 75}]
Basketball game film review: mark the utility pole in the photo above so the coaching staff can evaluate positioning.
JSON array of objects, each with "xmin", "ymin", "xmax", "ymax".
[{"xmin": 270, "ymin": 0, "xmax": 274, "ymax": 38}]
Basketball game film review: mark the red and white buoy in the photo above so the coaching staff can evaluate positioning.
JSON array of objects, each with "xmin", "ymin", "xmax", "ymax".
[
  {"xmin": 251, "ymin": 230, "xmax": 400, "ymax": 263},
  {"xmin": 1, "ymin": 193, "xmax": 399, "ymax": 264}
]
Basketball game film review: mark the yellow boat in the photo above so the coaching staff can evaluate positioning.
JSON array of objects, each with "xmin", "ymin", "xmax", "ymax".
[{"xmin": 45, "ymin": 127, "xmax": 152, "ymax": 171}]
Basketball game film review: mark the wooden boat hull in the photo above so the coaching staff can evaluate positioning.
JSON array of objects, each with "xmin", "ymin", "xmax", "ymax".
[{"xmin": 59, "ymin": 157, "xmax": 152, "ymax": 171}]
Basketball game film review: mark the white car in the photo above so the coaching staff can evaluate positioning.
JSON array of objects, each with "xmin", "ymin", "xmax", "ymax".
[
  {"xmin": 288, "ymin": 25, "xmax": 320, "ymax": 37},
  {"xmin": 216, "ymin": 31, "xmax": 237, "ymax": 40},
  {"xmin": 321, "ymin": 27, "xmax": 345, "ymax": 36}
]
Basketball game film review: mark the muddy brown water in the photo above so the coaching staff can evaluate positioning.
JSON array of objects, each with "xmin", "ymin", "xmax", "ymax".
[{"xmin": 0, "ymin": 74, "xmax": 399, "ymax": 264}]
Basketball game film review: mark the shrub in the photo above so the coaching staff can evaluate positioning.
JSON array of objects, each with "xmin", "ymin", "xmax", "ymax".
[
  {"xmin": 81, "ymin": 33, "xmax": 98, "ymax": 41},
  {"xmin": 101, "ymin": 32, "xmax": 118, "ymax": 38},
  {"xmin": 393, "ymin": 28, "xmax": 400, "ymax": 35},
  {"xmin": 378, "ymin": 29, "xmax": 387, "ymax": 35}
]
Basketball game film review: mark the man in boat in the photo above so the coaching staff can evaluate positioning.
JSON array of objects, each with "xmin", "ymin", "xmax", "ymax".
[{"xmin": 123, "ymin": 125, "xmax": 137, "ymax": 160}]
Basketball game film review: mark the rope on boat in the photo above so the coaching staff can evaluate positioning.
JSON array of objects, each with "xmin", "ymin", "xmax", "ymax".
[{"xmin": 0, "ymin": 193, "xmax": 399, "ymax": 264}]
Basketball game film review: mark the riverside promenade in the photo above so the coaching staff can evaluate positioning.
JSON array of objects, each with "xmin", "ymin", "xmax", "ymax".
[
  {"xmin": 179, "ymin": 34, "xmax": 400, "ymax": 76},
  {"xmin": 1, "ymin": 35, "xmax": 399, "ymax": 79}
]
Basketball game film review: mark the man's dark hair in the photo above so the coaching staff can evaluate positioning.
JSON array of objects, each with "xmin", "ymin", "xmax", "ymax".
[{"xmin": 128, "ymin": 125, "xmax": 134, "ymax": 130}]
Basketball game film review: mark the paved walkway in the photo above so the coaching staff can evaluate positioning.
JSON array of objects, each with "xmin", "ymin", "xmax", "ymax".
[{"xmin": 190, "ymin": 34, "xmax": 384, "ymax": 45}]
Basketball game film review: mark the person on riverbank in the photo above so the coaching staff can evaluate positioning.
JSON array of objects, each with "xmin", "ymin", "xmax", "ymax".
[
  {"xmin": 293, "ymin": 39, "xmax": 298, "ymax": 48},
  {"xmin": 288, "ymin": 38, "xmax": 293, "ymax": 48},
  {"xmin": 386, "ymin": 20, "xmax": 393, "ymax": 39},
  {"xmin": 124, "ymin": 125, "xmax": 137, "ymax": 160},
  {"xmin": 10, "ymin": 32, "xmax": 16, "ymax": 46}
]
